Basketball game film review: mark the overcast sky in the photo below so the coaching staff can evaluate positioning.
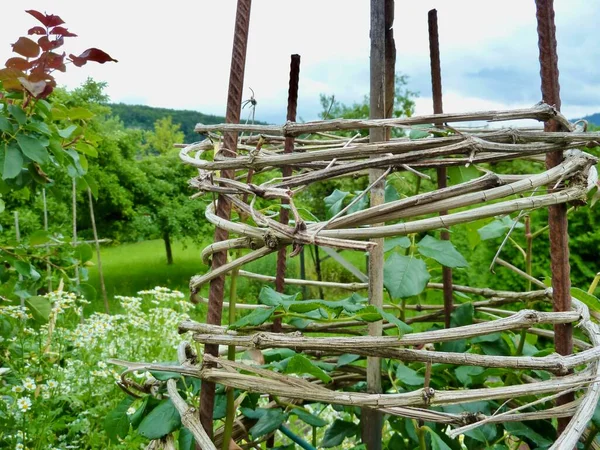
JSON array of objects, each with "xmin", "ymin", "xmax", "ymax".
[{"xmin": 1, "ymin": 1, "xmax": 598, "ymax": 126}]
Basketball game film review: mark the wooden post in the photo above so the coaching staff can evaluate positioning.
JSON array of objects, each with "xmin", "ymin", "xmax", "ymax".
[
  {"xmin": 87, "ymin": 188, "xmax": 109, "ymax": 314},
  {"xmin": 362, "ymin": 1, "xmax": 388, "ymax": 448}
]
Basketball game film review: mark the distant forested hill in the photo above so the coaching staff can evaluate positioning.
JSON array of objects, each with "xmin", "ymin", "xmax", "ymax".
[
  {"xmin": 108, "ymin": 103, "xmax": 226, "ymax": 143},
  {"xmin": 578, "ymin": 112, "xmax": 600, "ymax": 127}
]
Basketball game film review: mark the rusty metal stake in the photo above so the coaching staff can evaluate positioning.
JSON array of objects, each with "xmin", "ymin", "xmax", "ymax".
[
  {"xmin": 535, "ymin": 0, "xmax": 573, "ymax": 437},
  {"xmin": 199, "ymin": 0, "xmax": 252, "ymax": 441},
  {"xmin": 274, "ymin": 54, "xmax": 301, "ymax": 326},
  {"xmin": 428, "ymin": 9, "xmax": 453, "ymax": 329}
]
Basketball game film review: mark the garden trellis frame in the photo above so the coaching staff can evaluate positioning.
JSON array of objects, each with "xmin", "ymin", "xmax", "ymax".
[{"xmin": 115, "ymin": 0, "xmax": 600, "ymax": 448}]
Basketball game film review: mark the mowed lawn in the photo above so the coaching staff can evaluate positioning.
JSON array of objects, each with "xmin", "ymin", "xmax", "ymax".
[{"xmin": 86, "ymin": 239, "xmax": 209, "ymax": 312}]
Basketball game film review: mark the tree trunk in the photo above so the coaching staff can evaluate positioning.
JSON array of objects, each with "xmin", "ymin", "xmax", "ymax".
[{"xmin": 164, "ymin": 232, "xmax": 173, "ymax": 265}]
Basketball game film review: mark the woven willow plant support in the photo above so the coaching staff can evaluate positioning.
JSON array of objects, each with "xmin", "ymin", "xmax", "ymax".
[{"xmin": 118, "ymin": 105, "xmax": 600, "ymax": 448}]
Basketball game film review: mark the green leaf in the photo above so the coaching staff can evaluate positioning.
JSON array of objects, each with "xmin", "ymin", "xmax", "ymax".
[
  {"xmin": 321, "ymin": 420, "xmax": 358, "ymax": 448},
  {"xmin": 379, "ymin": 309, "xmax": 412, "ymax": 336},
  {"xmin": 68, "ymin": 107, "xmax": 95, "ymax": 120},
  {"xmin": 75, "ymin": 243, "xmax": 94, "ymax": 263},
  {"xmin": 325, "ymin": 189, "xmax": 349, "ymax": 217},
  {"xmin": 25, "ymin": 296, "xmax": 51, "ymax": 322},
  {"xmin": 77, "ymin": 283, "xmax": 97, "ymax": 302},
  {"xmin": 178, "ymin": 427, "xmax": 195, "ymax": 450},
  {"xmin": 105, "ymin": 396, "xmax": 134, "ymax": 443},
  {"xmin": 417, "ymin": 235, "xmax": 468, "ymax": 268},
  {"xmin": 249, "ymin": 408, "xmax": 286, "ymax": 437},
  {"xmin": 425, "ymin": 428, "xmax": 453, "ymax": 450},
  {"xmin": 455, "ymin": 366, "xmax": 485, "ymax": 387},
  {"xmin": 396, "ymin": 363, "xmax": 424, "ymax": 386},
  {"xmin": 385, "ymin": 183, "xmax": 400, "ymax": 202},
  {"xmin": 8, "ymin": 104, "xmax": 27, "ymax": 125},
  {"xmin": 571, "ymin": 287, "xmax": 600, "ymax": 313},
  {"xmin": 284, "ymin": 354, "xmax": 332, "ymax": 384},
  {"xmin": 213, "ymin": 393, "xmax": 227, "ymax": 420},
  {"xmin": 384, "ymin": 253, "xmax": 430, "ymax": 299},
  {"xmin": 448, "ymin": 165, "xmax": 480, "ymax": 185},
  {"xmin": 347, "ymin": 191, "xmax": 369, "ymax": 214},
  {"xmin": 0, "ymin": 198, "xmax": 4, "ymax": 214},
  {"xmin": 229, "ymin": 307, "xmax": 274, "ymax": 330},
  {"xmin": 15, "ymin": 261, "xmax": 40, "ymax": 280},
  {"xmin": 84, "ymin": 174, "xmax": 99, "ymax": 199},
  {"xmin": 0, "ymin": 116, "xmax": 12, "ymax": 133},
  {"xmin": 292, "ymin": 408, "xmax": 327, "ymax": 427},
  {"xmin": 149, "ymin": 362, "xmax": 182, "ymax": 381},
  {"xmin": 336, "ymin": 354, "xmax": 360, "ymax": 367},
  {"xmin": 75, "ymin": 141, "xmax": 98, "ymax": 157},
  {"xmin": 3, "ymin": 144, "xmax": 23, "ymax": 179},
  {"xmin": 354, "ymin": 304, "xmax": 383, "ymax": 322},
  {"xmin": 130, "ymin": 396, "xmax": 160, "ymax": 429},
  {"xmin": 384, "ymin": 236, "xmax": 411, "ymax": 252},
  {"xmin": 451, "ymin": 302, "xmax": 473, "ymax": 327},
  {"xmin": 25, "ymin": 121, "xmax": 51, "ymax": 136},
  {"xmin": 409, "ymin": 128, "xmax": 431, "ymax": 140},
  {"xmin": 137, "ymin": 399, "xmax": 181, "ymax": 440},
  {"xmin": 259, "ymin": 286, "xmax": 298, "ymax": 306},
  {"xmin": 477, "ymin": 216, "xmax": 524, "ymax": 241},
  {"xmin": 30, "ymin": 230, "xmax": 51, "ymax": 246},
  {"xmin": 16, "ymin": 134, "xmax": 49, "ymax": 164},
  {"xmin": 503, "ymin": 421, "xmax": 553, "ymax": 447},
  {"xmin": 58, "ymin": 125, "xmax": 78, "ymax": 139}
]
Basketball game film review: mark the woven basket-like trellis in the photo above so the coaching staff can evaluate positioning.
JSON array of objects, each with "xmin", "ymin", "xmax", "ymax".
[{"xmin": 115, "ymin": 104, "xmax": 600, "ymax": 449}]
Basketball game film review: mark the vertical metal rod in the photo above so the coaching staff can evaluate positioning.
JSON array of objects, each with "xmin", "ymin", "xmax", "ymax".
[
  {"xmin": 362, "ymin": 1, "xmax": 387, "ymax": 448},
  {"xmin": 428, "ymin": 9, "xmax": 453, "ymax": 329},
  {"xmin": 87, "ymin": 188, "xmax": 109, "ymax": 314},
  {"xmin": 274, "ymin": 54, "xmax": 301, "ymax": 323},
  {"xmin": 534, "ymin": 0, "xmax": 573, "ymax": 437},
  {"xmin": 200, "ymin": 0, "xmax": 252, "ymax": 441}
]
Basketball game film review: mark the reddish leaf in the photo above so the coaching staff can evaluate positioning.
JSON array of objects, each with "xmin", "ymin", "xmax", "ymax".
[
  {"xmin": 37, "ymin": 36, "xmax": 51, "ymax": 52},
  {"xmin": 49, "ymin": 37, "xmax": 64, "ymax": 50},
  {"xmin": 18, "ymin": 77, "xmax": 47, "ymax": 97},
  {"xmin": 5, "ymin": 57, "xmax": 32, "ymax": 71},
  {"xmin": 69, "ymin": 48, "xmax": 118, "ymax": 67},
  {"xmin": 28, "ymin": 26, "xmax": 46, "ymax": 36},
  {"xmin": 50, "ymin": 27, "xmax": 77, "ymax": 38},
  {"xmin": 26, "ymin": 10, "xmax": 65, "ymax": 28},
  {"xmin": 12, "ymin": 37, "xmax": 40, "ymax": 58},
  {"xmin": 28, "ymin": 69, "xmax": 55, "ymax": 86}
]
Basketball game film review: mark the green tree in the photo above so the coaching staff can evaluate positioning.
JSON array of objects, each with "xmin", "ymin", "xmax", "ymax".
[{"xmin": 142, "ymin": 117, "xmax": 184, "ymax": 155}]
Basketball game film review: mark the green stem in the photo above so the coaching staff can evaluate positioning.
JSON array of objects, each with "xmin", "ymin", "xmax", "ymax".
[
  {"xmin": 417, "ymin": 423, "xmax": 426, "ymax": 450},
  {"xmin": 516, "ymin": 328, "xmax": 527, "ymax": 356},
  {"xmin": 589, "ymin": 272, "xmax": 600, "ymax": 295},
  {"xmin": 221, "ymin": 255, "xmax": 241, "ymax": 450}
]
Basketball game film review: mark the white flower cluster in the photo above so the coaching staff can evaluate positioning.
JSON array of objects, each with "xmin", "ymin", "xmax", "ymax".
[{"xmin": 0, "ymin": 305, "xmax": 31, "ymax": 320}]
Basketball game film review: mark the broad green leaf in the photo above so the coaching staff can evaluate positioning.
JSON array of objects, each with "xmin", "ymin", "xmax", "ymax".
[
  {"xmin": 77, "ymin": 283, "xmax": 97, "ymax": 302},
  {"xmin": 68, "ymin": 107, "xmax": 95, "ymax": 120},
  {"xmin": 75, "ymin": 243, "xmax": 94, "ymax": 263},
  {"xmin": 347, "ymin": 191, "xmax": 369, "ymax": 214},
  {"xmin": 76, "ymin": 141, "xmax": 98, "ymax": 157},
  {"xmin": 58, "ymin": 125, "xmax": 78, "ymax": 139},
  {"xmin": 477, "ymin": 216, "xmax": 524, "ymax": 241},
  {"xmin": 379, "ymin": 309, "xmax": 412, "ymax": 336},
  {"xmin": 321, "ymin": 420, "xmax": 358, "ymax": 448},
  {"xmin": 292, "ymin": 408, "xmax": 327, "ymax": 427},
  {"xmin": 84, "ymin": 174, "xmax": 99, "ymax": 198},
  {"xmin": 354, "ymin": 304, "xmax": 383, "ymax": 322},
  {"xmin": 384, "ymin": 236, "xmax": 411, "ymax": 252},
  {"xmin": 0, "ymin": 198, "xmax": 4, "ymax": 214},
  {"xmin": 284, "ymin": 354, "xmax": 332, "ymax": 384},
  {"xmin": 417, "ymin": 235, "xmax": 468, "ymax": 268},
  {"xmin": 448, "ymin": 165, "xmax": 480, "ymax": 185},
  {"xmin": 25, "ymin": 296, "xmax": 51, "ymax": 322},
  {"xmin": 15, "ymin": 261, "xmax": 39, "ymax": 280},
  {"xmin": 409, "ymin": 128, "xmax": 430, "ymax": 140},
  {"xmin": 503, "ymin": 421, "xmax": 553, "ymax": 447},
  {"xmin": 25, "ymin": 121, "xmax": 51, "ymax": 136},
  {"xmin": 455, "ymin": 366, "xmax": 485, "ymax": 387},
  {"xmin": 249, "ymin": 408, "xmax": 286, "ymax": 437},
  {"xmin": 385, "ymin": 183, "xmax": 400, "ymax": 202},
  {"xmin": 137, "ymin": 399, "xmax": 181, "ymax": 440},
  {"xmin": 213, "ymin": 393, "xmax": 227, "ymax": 420},
  {"xmin": 29, "ymin": 230, "xmax": 51, "ymax": 246},
  {"xmin": 571, "ymin": 287, "xmax": 600, "ymax": 313},
  {"xmin": 130, "ymin": 396, "xmax": 160, "ymax": 429},
  {"xmin": 426, "ymin": 428, "xmax": 453, "ymax": 450},
  {"xmin": 105, "ymin": 396, "xmax": 134, "ymax": 443},
  {"xmin": 325, "ymin": 189, "xmax": 349, "ymax": 217},
  {"xmin": 259, "ymin": 286, "xmax": 298, "ymax": 306},
  {"xmin": 388, "ymin": 433, "xmax": 408, "ymax": 450},
  {"xmin": 395, "ymin": 363, "xmax": 424, "ymax": 386},
  {"xmin": 16, "ymin": 134, "xmax": 49, "ymax": 164},
  {"xmin": 384, "ymin": 253, "xmax": 430, "ymax": 299},
  {"xmin": 0, "ymin": 116, "xmax": 12, "ymax": 133},
  {"xmin": 8, "ymin": 104, "xmax": 27, "ymax": 125},
  {"xmin": 336, "ymin": 354, "xmax": 360, "ymax": 367},
  {"xmin": 3, "ymin": 144, "xmax": 23, "ymax": 179},
  {"xmin": 178, "ymin": 427, "xmax": 195, "ymax": 450},
  {"xmin": 229, "ymin": 307, "xmax": 274, "ymax": 330},
  {"xmin": 451, "ymin": 302, "xmax": 473, "ymax": 327}
]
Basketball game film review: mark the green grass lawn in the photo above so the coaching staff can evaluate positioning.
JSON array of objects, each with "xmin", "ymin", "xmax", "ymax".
[{"xmin": 86, "ymin": 239, "xmax": 209, "ymax": 312}]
